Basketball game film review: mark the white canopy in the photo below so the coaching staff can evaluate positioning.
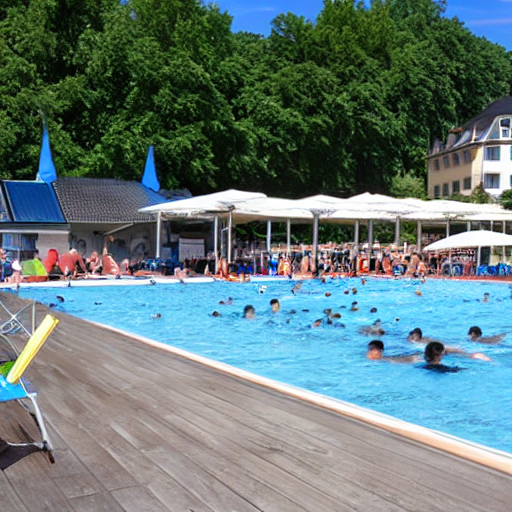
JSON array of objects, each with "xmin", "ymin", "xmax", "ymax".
[
  {"xmin": 140, "ymin": 189, "xmax": 266, "ymax": 217},
  {"xmin": 423, "ymin": 230, "xmax": 512, "ymax": 251},
  {"xmin": 232, "ymin": 197, "xmax": 314, "ymax": 223}
]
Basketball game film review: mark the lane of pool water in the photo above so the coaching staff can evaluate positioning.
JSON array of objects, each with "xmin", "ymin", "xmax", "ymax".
[{"xmin": 19, "ymin": 277, "xmax": 512, "ymax": 453}]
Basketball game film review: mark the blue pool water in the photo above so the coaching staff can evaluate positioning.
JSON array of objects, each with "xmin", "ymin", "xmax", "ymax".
[{"xmin": 18, "ymin": 278, "xmax": 512, "ymax": 453}]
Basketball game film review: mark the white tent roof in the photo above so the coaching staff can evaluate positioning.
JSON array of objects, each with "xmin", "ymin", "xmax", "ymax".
[
  {"xmin": 139, "ymin": 189, "xmax": 266, "ymax": 217},
  {"xmin": 232, "ymin": 197, "xmax": 314, "ymax": 222},
  {"xmin": 139, "ymin": 189, "xmax": 511, "ymax": 226},
  {"xmin": 423, "ymin": 230, "xmax": 512, "ymax": 251}
]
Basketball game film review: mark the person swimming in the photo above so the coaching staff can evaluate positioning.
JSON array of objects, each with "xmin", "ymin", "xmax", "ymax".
[
  {"xmin": 243, "ymin": 305, "xmax": 255, "ymax": 319},
  {"xmin": 359, "ymin": 319, "xmax": 385, "ymax": 336},
  {"xmin": 420, "ymin": 341, "xmax": 461, "ymax": 372},
  {"xmin": 350, "ymin": 301, "xmax": 359, "ymax": 312},
  {"xmin": 367, "ymin": 340, "xmax": 420, "ymax": 363},
  {"xmin": 408, "ymin": 328, "xmax": 491, "ymax": 360},
  {"xmin": 467, "ymin": 326, "xmax": 505, "ymax": 344},
  {"xmin": 270, "ymin": 298, "xmax": 280, "ymax": 313},
  {"xmin": 291, "ymin": 282, "xmax": 303, "ymax": 295}
]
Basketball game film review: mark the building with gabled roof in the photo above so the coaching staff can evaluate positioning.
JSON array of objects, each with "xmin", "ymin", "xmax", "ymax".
[
  {"xmin": 427, "ymin": 97, "xmax": 512, "ymax": 198},
  {"xmin": 0, "ymin": 177, "xmax": 182, "ymax": 263}
]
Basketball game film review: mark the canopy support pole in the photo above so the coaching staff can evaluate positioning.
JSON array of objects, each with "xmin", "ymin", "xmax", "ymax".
[
  {"xmin": 155, "ymin": 211, "xmax": 162, "ymax": 259},
  {"xmin": 446, "ymin": 220, "xmax": 450, "ymax": 238},
  {"xmin": 266, "ymin": 221, "xmax": 272, "ymax": 254},
  {"xmin": 367, "ymin": 220, "xmax": 374, "ymax": 257},
  {"xmin": 394, "ymin": 217, "xmax": 400, "ymax": 246},
  {"xmin": 503, "ymin": 221, "xmax": 507, "ymax": 264},
  {"xmin": 477, "ymin": 246, "xmax": 482, "ymax": 272},
  {"xmin": 490, "ymin": 221, "xmax": 494, "ymax": 264},
  {"xmin": 312, "ymin": 213, "xmax": 319, "ymax": 273},
  {"xmin": 354, "ymin": 221, "xmax": 360, "ymax": 247},
  {"xmin": 214, "ymin": 215, "xmax": 219, "ymax": 274},
  {"xmin": 227, "ymin": 209, "xmax": 233, "ymax": 264},
  {"xmin": 467, "ymin": 221, "xmax": 471, "ymax": 231},
  {"xmin": 416, "ymin": 221, "xmax": 422, "ymax": 253},
  {"xmin": 286, "ymin": 219, "xmax": 291, "ymax": 257}
]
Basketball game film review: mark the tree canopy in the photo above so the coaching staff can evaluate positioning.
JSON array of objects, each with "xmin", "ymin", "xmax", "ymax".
[{"xmin": 1, "ymin": 0, "xmax": 510, "ymax": 197}]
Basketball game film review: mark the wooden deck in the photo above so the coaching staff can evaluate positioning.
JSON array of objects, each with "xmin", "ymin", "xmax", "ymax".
[{"xmin": 1, "ymin": 292, "xmax": 511, "ymax": 512}]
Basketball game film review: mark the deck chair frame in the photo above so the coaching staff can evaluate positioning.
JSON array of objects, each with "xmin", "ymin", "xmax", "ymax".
[{"xmin": 0, "ymin": 301, "xmax": 57, "ymax": 469}]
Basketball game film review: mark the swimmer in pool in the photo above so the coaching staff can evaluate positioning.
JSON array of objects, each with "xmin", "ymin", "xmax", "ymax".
[
  {"xmin": 350, "ymin": 301, "xmax": 359, "ymax": 312},
  {"xmin": 219, "ymin": 297, "xmax": 233, "ymax": 305},
  {"xmin": 482, "ymin": 293, "xmax": 490, "ymax": 303},
  {"xmin": 359, "ymin": 319, "xmax": 385, "ymax": 336},
  {"xmin": 270, "ymin": 298, "xmax": 280, "ymax": 313},
  {"xmin": 291, "ymin": 282, "xmax": 303, "ymax": 295},
  {"xmin": 408, "ymin": 328, "xmax": 491, "ymax": 360},
  {"xmin": 367, "ymin": 340, "xmax": 421, "ymax": 363},
  {"xmin": 243, "ymin": 305, "xmax": 255, "ymax": 319},
  {"xmin": 420, "ymin": 341, "xmax": 462, "ymax": 372},
  {"xmin": 467, "ymin": 326, "xmax": 505, "ymax": 344}
]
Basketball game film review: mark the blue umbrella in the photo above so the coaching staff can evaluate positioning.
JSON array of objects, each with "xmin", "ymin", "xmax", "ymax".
[{"xmin": 142, "ymin": 145, "xmax": 160, "ymax": 192}]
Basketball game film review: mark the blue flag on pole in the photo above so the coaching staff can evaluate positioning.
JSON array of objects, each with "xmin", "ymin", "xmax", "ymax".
[
  {"xmin": 142, "ymin": 145, "xmax": 160, "ymax": 191},
  {"xmin": 36, "ymin": 124, "xmax": 57, "ymax": 183}
]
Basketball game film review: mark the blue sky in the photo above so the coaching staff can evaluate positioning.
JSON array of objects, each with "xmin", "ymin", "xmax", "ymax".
[{"xmin": 210, "ymin": 0, "xmax": 512, "ymax": 50}]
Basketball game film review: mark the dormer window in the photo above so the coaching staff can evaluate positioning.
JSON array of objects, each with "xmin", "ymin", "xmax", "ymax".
[
  {"xmin": 500, "ymin": 118, "xmax": 510, "ymax": 138},
  {"xmin": 489, "ymin": 117, "xmax": 511, "ymax": 140}
]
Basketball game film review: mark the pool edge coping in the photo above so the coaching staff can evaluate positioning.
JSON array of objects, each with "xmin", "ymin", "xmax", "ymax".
[{"xmin": 86, "ymin": 317, "xmax": 512, "ymax": 476}]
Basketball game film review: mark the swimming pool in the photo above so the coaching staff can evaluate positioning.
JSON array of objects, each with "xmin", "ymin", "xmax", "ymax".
[{"xmin": 18, "ymin": 277, "xmax": 512, "ymax": 453}]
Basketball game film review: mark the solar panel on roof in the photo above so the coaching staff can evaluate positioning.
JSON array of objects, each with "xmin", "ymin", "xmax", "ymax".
[{"xmin": 3, "ymin": 181, "xmax": 66, "ymax": 223}]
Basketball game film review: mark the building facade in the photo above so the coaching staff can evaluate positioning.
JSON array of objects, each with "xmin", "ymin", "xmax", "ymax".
[{"xmin": 427, "ymin": 97, "xmax": 512, "ymax": 199}]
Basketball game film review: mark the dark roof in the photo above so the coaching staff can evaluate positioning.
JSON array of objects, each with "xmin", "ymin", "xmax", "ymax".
[
  {"xmin": 2, "ymin": 181, "xmax": 66, "ymax": 223},
  {"xmin": 461, "ymin": 97, "xmax": 512, "ymax": 133},
  {"xmin": 52, "ymin": 177, "xmax": 169, "ymax": 223}
]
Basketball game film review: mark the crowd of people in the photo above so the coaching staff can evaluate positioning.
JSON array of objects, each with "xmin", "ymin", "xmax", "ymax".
[
  {"xmin": 207, "ymin": 280, "xmax": 505, "ymax": 373},
  {"xmin": 212, "ymin": 243, "xmax": 481, "ymax": 281},
  {"xmin": 0, "ymin": 238, "xmax": 502, "ymax": 284}
]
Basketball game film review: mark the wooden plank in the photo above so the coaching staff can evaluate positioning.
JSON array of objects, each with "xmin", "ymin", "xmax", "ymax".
[
  {"xmin": 0, "ymin": 472, "xmax": 30, "ymax": 512},
  {"xmin": 69, "ymin": 492, "xmax": 125, "ymax": 512}
]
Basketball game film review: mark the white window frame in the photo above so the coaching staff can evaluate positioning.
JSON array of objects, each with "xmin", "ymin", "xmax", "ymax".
[
  {"xmin": 483, "ymin": 173, "xmax": 500, "ymax": 189},
  {"xmin": 484, "ymin": 146, "xmax": 500, "ymax": 161}
]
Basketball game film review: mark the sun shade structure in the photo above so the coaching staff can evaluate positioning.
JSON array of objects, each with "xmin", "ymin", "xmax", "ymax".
[
  {"xmin": 231, "ymin": 197, "xmax": 314, "ymax": 223},
  {"xmin": 423, "ymin": 230, "xmax": 512, "ymax": 251},
  {"xmin": 140, "ymin": 189, "xmax": 266, "ymax": 217}
]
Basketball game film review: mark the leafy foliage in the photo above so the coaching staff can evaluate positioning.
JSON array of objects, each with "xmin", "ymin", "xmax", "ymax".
[
  {"xmin": 0, "ymin": 0, "xmax": 510, "ymax": 198},
  {"xmin": 499, "ymin": 190, "xmax": 512, "ymax": 210}
]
